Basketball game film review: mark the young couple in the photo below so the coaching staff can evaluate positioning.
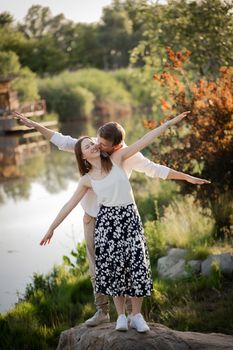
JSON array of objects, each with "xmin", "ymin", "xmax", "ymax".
[{"xmin": 14, "ymin": 111, "xmax": 210, "ymax": 332}]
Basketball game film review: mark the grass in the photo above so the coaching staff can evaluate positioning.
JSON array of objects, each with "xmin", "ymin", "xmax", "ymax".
[
  {"xmin": 0, "ymin": 184, "xmax": 232, "ymax": 349},
  {"xmin": 143, "ymin": 275, "xmax": 233, "ymax": 334}
]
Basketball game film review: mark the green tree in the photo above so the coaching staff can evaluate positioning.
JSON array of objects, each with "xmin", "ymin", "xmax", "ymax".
[
  {"xmin": 98, "ymin": 0, "xmax": 144, "ymax": 69},
  {"xmin": 0, "ymin": 11, "xmax": 14, "ymax": 27},
  {"xmin": 18, "ymin": 5, "xmax": 53, "ymax": 38},
  {"xmin": 131, "ymin": 0, "xmax": 233, "ymax": 76},
  {"xmin": 0, "ymin": 51, "xmax": 20, "ymax": 78}
]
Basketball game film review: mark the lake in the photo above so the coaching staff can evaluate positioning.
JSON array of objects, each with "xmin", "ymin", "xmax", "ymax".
[{"xmin": 0, "ymin": 141, "xmax": 85, "ymax": 314}]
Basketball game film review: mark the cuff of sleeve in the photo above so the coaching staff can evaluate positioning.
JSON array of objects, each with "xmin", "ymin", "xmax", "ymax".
[
  {"xmin": 50, "ymin": 132, "xmax": 62, "ymax": 146},
  {"xmin": 160, "ymin": 166, "xmax": 170, "ymax": 180}
]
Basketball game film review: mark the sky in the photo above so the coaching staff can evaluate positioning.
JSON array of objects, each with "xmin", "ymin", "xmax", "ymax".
[{"xmin": 0, "ymin": 0, "xmax": 113, "ymax": 24}]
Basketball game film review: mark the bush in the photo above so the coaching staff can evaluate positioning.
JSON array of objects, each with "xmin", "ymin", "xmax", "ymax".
[
  {"xmin": 157, "ymin": 196, "xmax": 215, "ymax": 249},
  {"xmin": 112, "ymin": 68, "xmax": 161, "ymax": 110},
  {"xmin": 39, "ymin": 77, "xmax": 94, "ymax": 121},
  {"xmin": 38, "ymin": 68, "xmax": 132, "ymax": 121},
  {"xmin": 0, "ymin": 50, "xmax": 20, "ymax": 77},
  {"xmin": 70, "ymin": 68, "xmax": 132, "ymax": 104},
  {"xmin": 13, "ymin": 66, "xmax": 39, "ymax": 102}
]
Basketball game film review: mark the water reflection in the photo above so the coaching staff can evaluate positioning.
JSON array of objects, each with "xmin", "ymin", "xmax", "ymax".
[
  {"xmin": 0, "ymin": 122, "xmax": 95, "ymax": 313},
  {"xmin": 0, "ymin": 120, "xmax": 96, "ymax": 199},
  {"xmin": 0, "ymin": 118, "xmax": 129, "ymax": 313}
]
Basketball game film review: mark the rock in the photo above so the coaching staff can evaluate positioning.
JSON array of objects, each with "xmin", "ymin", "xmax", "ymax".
[
  {"xmin": 57, "ymin": 323, "xmax": 233, "ymax": 350},
  {"xmin": 201, "ymin": 253, "xmax": 233, "ymax": 276},
  {"xmin": 167, "ymin": 248, "xmax": 187, "ymax": 259},
  {"xmin": 187, "ymin": 260, "xmax": 201, "ymax": 274},
  {"xmin": 157, "ymin": 248, "xmax": 188, "ymax": 280}
]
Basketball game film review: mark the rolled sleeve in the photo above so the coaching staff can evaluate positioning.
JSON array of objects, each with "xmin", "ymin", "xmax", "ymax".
[
  {"xmin": 50, "ymin": 132, "xmax": 77, "ymax": 153},
  {"xmin": 123, "ymin": 152, "xmax": 170, "ymax": 179}
]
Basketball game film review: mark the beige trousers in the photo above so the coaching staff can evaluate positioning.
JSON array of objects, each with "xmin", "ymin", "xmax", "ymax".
[{"xmin": 83, "ymin": 214, "xmax": 132, "ymax": 315}]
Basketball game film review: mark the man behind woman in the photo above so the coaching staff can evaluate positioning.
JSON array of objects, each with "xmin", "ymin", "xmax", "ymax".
[
  {"xmin": 14, "ymin": 111, "xmax": 209, "ymax": 327},
  {"xmin": 38, "ymin": 111, "xmax": 210, "ymax": 332}
]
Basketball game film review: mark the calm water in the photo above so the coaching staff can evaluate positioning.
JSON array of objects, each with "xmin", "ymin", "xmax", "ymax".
[
  {"xmin": 0, "ymin": 116, "xmax": 138, "ymax": 314},
  {"xmin": 0, "ymin": 142, "xmax": 85, "ymax": 314}
]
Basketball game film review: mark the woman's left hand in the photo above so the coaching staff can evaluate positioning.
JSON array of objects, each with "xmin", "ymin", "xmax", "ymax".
[{"xmin": 186, "ymin": 176, "xmax": 211, "ymax": 185}]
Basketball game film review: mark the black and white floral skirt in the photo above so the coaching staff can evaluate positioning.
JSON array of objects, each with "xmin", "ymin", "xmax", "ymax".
[{"xmin": 94, "ymin": 204, "xmax": 153, "ymax": 297}]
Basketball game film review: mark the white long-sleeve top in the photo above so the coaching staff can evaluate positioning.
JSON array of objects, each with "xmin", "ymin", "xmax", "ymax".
[{"xmin": 51, "ymin": 132, "xmax": 170, "ymax": 217}]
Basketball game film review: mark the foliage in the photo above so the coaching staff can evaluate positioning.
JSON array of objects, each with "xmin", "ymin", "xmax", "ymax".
[
  {"xmin": 130, "ymin": 0, "xmax": 233, "ymax": 76},
  {"xmin": 112, "ymin": 68, "xmax": 162, "ymax": 110},
  {"xmin": 0, "ymin": 242, "xmax": 93, "ymax": 349},
  {"xmin": 8, "ymin": 2, "xmax": 144, "ymax": 74},
  {"xmin": 146, "ymin": 48, "xmax": 233, "ymax": 238},
  {"xmin": 40, "ymin": 84, "xmax": 94, "ymax": 121},
  {"xmin": 0, "ymin": 51, "xmax": 20, "ymax": 78},
  {"xmin": 147, "ymin": 276, "xmax": 233, "ymax": 334},
  {"xmin": 0, "ymin": 50, "xmax": 39, "ymax": 102},
  {"xmin": 12, "ymin": 66, "xmax": 39, "ymax": 101},
  {"xmin": 143, "ymin": 195, "xmax": 214, "ymax": 267},
  {"xmin": 38, "ymin": 69, "xmax": 132, "ymax": 121}
]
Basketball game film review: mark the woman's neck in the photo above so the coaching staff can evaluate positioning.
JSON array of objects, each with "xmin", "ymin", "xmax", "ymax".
[
  {"xmin": 88, "ymin": 158, "xmax": 102, "ymax": 173},
  {"xmin": 87, "ymin": 157, "xmax": 112, "ymax": 179}
]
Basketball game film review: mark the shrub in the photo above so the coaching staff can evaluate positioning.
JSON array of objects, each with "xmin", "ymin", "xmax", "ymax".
[
  {"xmin": 0, "ymin": 50, "xmax": 20, "ymax": 77},
  {"xmin": 158, "ymin": 196, "xmax": 215, "ymax": 249},
  {"xmin": 13, "ymin": 66, "xmax": 39, "ymax": 102},
  {"xmin": 38, "ymin": 68, "xmax": 132, "ymax": 121},
  {"xmin": 39, "ymin": 78, "xmax": 94, "ymax": 121}
]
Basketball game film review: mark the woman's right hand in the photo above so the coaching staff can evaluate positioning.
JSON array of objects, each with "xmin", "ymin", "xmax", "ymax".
[{"xmin": 40, "ymin": 229, "xmax": 54, "ymax": 246}]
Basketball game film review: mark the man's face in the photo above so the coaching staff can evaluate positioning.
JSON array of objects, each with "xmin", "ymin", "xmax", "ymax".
[{"xmin": 97, "ymin": 136, "xmax": 115, "ymax": 154}]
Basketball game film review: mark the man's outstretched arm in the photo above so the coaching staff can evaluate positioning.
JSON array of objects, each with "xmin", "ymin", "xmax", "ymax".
[
  {"xmin": 13, "ymin": 112, "xmax": 77, "ymax": 153},
  {"xmin": 167, "ymin": 169, "xmax": 210, "ymax": 184},
  {"xmin": 125, "ymin": 152, "xmax": 210, "ymax": 184},
  {"xmin": 13, "ymin": 111, "xmax": 55, "ymax": 140}
]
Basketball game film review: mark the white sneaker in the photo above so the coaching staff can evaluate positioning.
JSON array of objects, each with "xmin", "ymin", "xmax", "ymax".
[
  {"xmin": 85, "ymin": 310, "xmax": 110, "ymax": 327},
  {"xmin": 130, "ymin": 313, "xmax": 150, "ymax": 332},
  {"xmin": 115, "ymin": 314, "xmax": 128, "ymax": 331}
]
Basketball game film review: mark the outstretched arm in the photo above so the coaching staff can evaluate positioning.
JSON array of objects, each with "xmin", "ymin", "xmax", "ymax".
[
  {"xmin": 13, "ymin": 112, "xmax": 77, "ymax": 152},
  {"xmin": 114, "ymin": 111, "xmax": 189, "ymax": 162},
  {"xmin": 40, "ymin": 176, "xmax": 90, "ymax": 245},
  {"xmin": 13, "ymin": 111, "xmax": 55, "ymax": 140},
  {"xmin": 167, "ymin": 169, "xmax": 210, "ymax": 184}
]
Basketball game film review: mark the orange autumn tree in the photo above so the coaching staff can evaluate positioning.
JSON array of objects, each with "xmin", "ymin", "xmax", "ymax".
[{"xmin": 151, "ymin": 48, "xmax": 233, "ymax": 239}]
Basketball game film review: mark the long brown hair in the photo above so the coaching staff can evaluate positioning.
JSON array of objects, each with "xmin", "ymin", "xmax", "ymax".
[{"xmin": 75, "ymin": 136, "xmax": 112, "ymax": 176}]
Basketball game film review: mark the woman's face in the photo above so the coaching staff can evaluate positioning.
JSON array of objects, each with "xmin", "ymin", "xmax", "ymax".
[{"xmin": 81, "ymin": 138, "xmax": 100, "ymax": 160}]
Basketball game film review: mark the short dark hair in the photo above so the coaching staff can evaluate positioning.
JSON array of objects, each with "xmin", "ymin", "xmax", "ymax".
[
  {"xmin": 74, "ymin": 136, "xmax": 112, "ymax": 176},
  {"xmin": 97, "ymin": 122, "xmax": 125, "ymax": 146}
]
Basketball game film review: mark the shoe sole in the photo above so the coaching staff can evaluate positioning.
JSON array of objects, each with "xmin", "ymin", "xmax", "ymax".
[
  {"xmin": 116, "ymin": 327, "xmax": 128, "ymax": 331},
  {"xmin": 85, "ymin": 319, "xmax": 110, "ymax": 327},
  {"xmin": 130, "ymin": 325, "xmax": 150, "ymax": 333}
]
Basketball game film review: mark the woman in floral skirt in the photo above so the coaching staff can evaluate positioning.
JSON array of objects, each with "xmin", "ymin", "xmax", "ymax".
[{"xmin": 40, "ymin": 111, "xmax": 210, "ymax": 332}]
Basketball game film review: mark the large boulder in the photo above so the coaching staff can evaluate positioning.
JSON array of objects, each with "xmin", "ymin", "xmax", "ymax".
[
  {"xmin": 57, "ymin": 323, "xmax": 233, "ymax": 350},
  {"xmin": 157, "ymin": 248, "xmax": 188, "ymax": 279},
  {"xmin": 201, "ymin": 253, "xmax": 233, "ymax": 276}
]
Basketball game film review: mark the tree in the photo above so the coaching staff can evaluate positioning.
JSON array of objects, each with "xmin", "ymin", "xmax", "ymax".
[
  {"xmin": 0, "ymin": 12, "xmax": 14, "ymax": 27},
  {"xmin": 0, "ymin": 51, "xmax": 20, "ymax": 78},
  {"xmin": 150, "ymin": 48, "xmax": 233, "ymax": 238},
  {"xmin": 18, "ymin": 5, "xmax": 53, "ymax": 38},
  {"xmin": 131, "ymin": 0, "xmax": 233, "ymax": 76}
]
